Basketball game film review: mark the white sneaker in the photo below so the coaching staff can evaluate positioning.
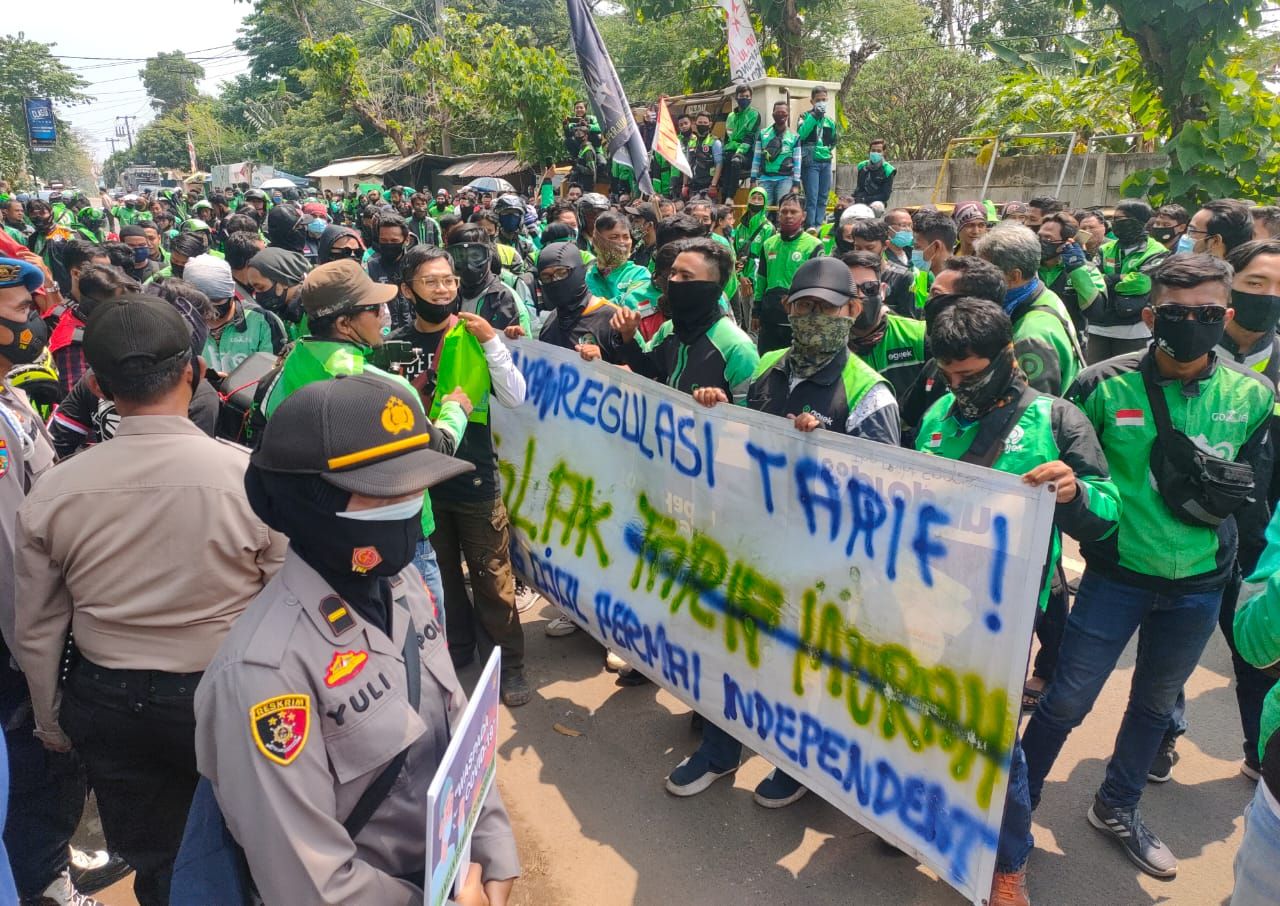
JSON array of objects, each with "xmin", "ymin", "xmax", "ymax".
[
  {"xmin": 514, "ymin": 581, "xmax": 542, "ymax": 615},
  {"xmin": 604, "ymin": 650, "xmax": 629, "ymax": 672},
  {"xmin": 34, "ymin": 870, "xmax": 105, "ymax": 906},
  {"xmin": 544, "ymin": 615, "xmax": 579, "ymax": 637}
]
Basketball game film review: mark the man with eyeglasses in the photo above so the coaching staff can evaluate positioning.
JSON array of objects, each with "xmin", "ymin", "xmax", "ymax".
[
  {"xmin": 1021, "ymin": 254, "xmax": 1274, "ymax": 880},
  {"xmin": 673, "ymin": 256, "xmax": 897, "ymax": 807},
  {"xmin": 390, "ymin": 245, "xmax": 533, "ymax": 707}
]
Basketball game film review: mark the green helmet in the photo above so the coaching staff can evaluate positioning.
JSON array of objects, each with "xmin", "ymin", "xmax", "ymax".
[
  {"xmin": 180, "ymin": 217, "xmax": 211, "ymax": 234},
  {"xmin": 77, "ymin": 206, "xmax": 105, "ymax": 227}
]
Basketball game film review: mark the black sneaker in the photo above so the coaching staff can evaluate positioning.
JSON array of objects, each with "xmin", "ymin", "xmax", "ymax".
[
  {"xmin": 1147, "ymin": 738, "xmax": 1179, "ymax": 783},
  {"xmin": 68, "ymin": 848, "xmax": 131, "ymax": 895},
  {"xmin": 1087, "ymin": 794, "xmax": 1177, "ymax": 878}
]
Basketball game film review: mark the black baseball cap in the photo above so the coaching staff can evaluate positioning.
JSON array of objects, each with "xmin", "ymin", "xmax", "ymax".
[
  {"xmin": 788, "ymin": 257, "xmax": 855, "ymax": 309},
  {"xmin": 252, "ymin": 373, "xmax": 474, "ymax": 497},
  {"xmin": 83, "ymin": 296, "xmax": 193, "ymax": 382}
]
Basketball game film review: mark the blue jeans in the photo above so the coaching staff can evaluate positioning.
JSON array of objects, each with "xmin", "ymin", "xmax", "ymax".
[
  {"xmin": 757, "ymin": 177, "xmax": 794, "ymax": 207},
  {"xmin": 1, "ymin": 673, "xmax": 86, "ymax": 897},
  {"xmin": 801, "ymin": 159, "xmax": 832, "ymax": 228},
  {"xmin": 412, "ymin": 540, "xmax": 445, "ymax": 624},
  {"xmin": 1022, "ymin": 569, "xmax": 1223, "ymax": 810},
  {"xmin": 696, "ymin": 722, "xmax": 800, "ymax": 791},
  {"xmin": 995, "ymin": 737, "xmax": 1033, "ymax": 873},
  {"xmin": 1232, "ymin": 782, "xmax": 1280, "ymax": 905}
]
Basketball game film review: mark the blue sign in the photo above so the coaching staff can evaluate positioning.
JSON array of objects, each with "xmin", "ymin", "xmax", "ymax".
[{"xmin": 25, "ymin": 98, "xmax": 57, "ymax": 151}]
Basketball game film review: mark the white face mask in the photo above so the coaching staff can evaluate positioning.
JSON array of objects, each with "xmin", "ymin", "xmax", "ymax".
[{"xmin": 337, "ymin": 497, "xmax": 424, "ymax": 522}]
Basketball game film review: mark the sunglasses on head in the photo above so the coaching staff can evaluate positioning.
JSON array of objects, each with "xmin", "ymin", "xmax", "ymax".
[{"xmin": 1151, "ymin": 303, "xmax": 1227, "ymax": 324}]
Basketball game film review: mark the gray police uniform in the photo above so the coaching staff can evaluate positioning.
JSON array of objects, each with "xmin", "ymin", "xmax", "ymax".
[{"xmin": 194, "ymin": 547, "xmax": 520, "ymax": 904}]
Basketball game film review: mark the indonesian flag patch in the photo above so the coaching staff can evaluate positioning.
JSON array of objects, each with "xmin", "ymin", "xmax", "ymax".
[
  {"xmin": 250, "ymin": 694, "xmax": 311, "ymax": 765},
  {"xmin": 1115, "ymin": 408, "xmax": 1145, "ymax": 427},
  {"xmin": 927, "ymin": 432, "xmax": 943, "ymax": 448}
]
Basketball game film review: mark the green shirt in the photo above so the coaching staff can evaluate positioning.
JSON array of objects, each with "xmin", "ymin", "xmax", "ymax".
[
  {"xmin": 723, "ymin": 106, "xmax": 761, "ymax": 156},
  {"xmin": 796, "ymin": 110, "xmax": 839, "ymax": 163},
  {"xmin": 917, "ymin": 390, "xmax": 1121, "ymax": 609},
  {"xmin": 753, "ymin": 231, "xmax": 823, "ymax": 303},
  {"xmin": 260, "ymin": 338, "xmax": 469, "ymax": 537},
  {"xmin": 855, "ymin": 312, "xmax": 927, "ymax": 401},
  {"xmin": 203, "ymin": 304, "xmax": 278, "ymax": 374},
  {"xmin": 1069, "ymin": 354, "xmax": 1273, "ymax": 586},
  {"xmin": 1013, "ymin": 286, "xmax": 1083, "ymax": 397},
  {"xmin": 586, "ymin": 260, "xmax": 661, "ymax": 317},
  {"xmin": 1235, "ymin": 510, "xmax": 1280, "ymax": 767}
]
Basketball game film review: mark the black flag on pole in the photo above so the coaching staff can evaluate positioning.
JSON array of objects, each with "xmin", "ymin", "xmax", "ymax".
[{"xmin": 565, "ymin": 0, "xmax": 654, "ymax": 196}]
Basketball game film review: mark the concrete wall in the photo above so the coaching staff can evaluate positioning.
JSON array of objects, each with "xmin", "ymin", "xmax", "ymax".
[{"xmin": 835, "ymin": 152, "xmax": 1168, "ymax": 209}]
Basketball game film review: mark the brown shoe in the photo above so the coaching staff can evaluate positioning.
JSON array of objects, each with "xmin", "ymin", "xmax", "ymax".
[{"xmin": 989, "ymin": 867, "xmax": 1030, "ymax": 906}]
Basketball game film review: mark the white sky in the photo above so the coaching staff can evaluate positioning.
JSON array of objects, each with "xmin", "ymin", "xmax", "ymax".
[{"xmin": 11, "ymin": 0, "xmax": 254, "ymax": 160}]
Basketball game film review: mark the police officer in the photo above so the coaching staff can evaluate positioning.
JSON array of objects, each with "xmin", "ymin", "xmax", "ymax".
[
  {"xmin": 195, "ymin": 373, "xmax": 520, "ymax": 905},
  {"xmin": 11, "ymin": 295, "xmax": 287, "ymax": 906}
]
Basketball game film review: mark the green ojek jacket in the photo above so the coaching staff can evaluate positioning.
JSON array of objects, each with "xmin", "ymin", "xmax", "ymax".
[
  {"xmin": 1234, "ymin": 509, "xmax": 1280, "ymax": 787},
  {"xmin": 796, "ymin": 110, "xmax": 839, "ymax": 163},
  {"xmin": 1010, "ymin": 285, "xmax": 1083, "ymax": 397},
  {"xmin": 917, "ymin": 388, "xmax": 1121, "ymax": 610},
  {"xmin": 724, "ymin": 106, "xmax": 761, "ymax": 157},
  {"xmin": 259, "ymin": 338, "xmax": 469, "ymax": 537},
  {"xmin": 854, "ymin": 312, "xmax": 927, "ymax": 401},
  {"xmin": 1069, "ymin": 351, "xmax": 1273, "ymax": 592},
  {"xmin": 733, "ymin": 190, "xmax": 775, "ymax": 276},
  {"xmin": 753, "ymin": 230, "xmax": 823, "ymax": 305}
]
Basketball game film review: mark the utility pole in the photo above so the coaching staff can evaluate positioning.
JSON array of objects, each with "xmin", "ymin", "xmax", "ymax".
[
  {"xmin": 105, "ymin": 137, "xmax": 119, "ymax": 155},
  {"xmin": 115, "ymin": 116, "xmax": 137, "ymax": 150}
]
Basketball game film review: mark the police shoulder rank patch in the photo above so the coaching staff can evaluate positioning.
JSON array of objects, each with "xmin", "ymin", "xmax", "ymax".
[
  {"xmin": 319, "ymin": 595, "xmax": 356, "ymax": 636},
  {"xmin": 324, "ymin": 650, "xmax": 368, "ymax": 687},
  {"xmin": 250, "ymin": 694, "xmax": 311, "ymax": 765}
]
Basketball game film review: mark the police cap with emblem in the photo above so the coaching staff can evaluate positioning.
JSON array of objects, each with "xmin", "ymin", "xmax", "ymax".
[
  {"xmin": 0, "ymin": 257, "xmax": 46, "ymax": 293},
  {"xmin": 252, "ymin": 373, "xmax": 473, "ymax": 497}
]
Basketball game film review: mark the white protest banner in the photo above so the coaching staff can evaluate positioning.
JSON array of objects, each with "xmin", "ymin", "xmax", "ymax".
[
  {"xmin": 716, "ymin": 0, "xmax": 766, "ymax": 84},
  {"xmin": 425, "ymin": 650, "xmax": 501, "ymax": 906},
  {"xmin": 493, "ymin": 340, "xmax": 1056, "ymax": 904}
]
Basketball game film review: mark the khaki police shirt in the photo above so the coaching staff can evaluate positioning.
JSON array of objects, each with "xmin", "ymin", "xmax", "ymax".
[
  {"xmin": 195, "ymin": 548, "xmax": 520, "ymax": 905},
  {"xmin": 0, "ymin": 382, "xmax": 56, "ymax": 652},
  {"xmin": 12, "ymin": 415, "xmax": 286, "ymax": 739}
]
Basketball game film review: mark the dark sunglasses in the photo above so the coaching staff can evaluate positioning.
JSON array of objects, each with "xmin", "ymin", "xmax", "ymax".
[
  {"xmin": 852, "ymin": 280, "xmax": 882, "ymax": 300},
  {"xmin": 1152, "ymin": 303, "xmax": 1227, "ymax": 324}
]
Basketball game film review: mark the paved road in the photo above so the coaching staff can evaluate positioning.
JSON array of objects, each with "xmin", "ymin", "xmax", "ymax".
[{"xmin": 93, "ymin": 544, "xmax": 1256, "ymax": 906}]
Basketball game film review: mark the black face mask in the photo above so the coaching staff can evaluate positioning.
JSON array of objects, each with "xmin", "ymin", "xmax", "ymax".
[
  {"xmin": 1039, "ymin": 240, "xmax": 1063, "ymax": 264},
  {"xmin": 541, "ymin": 271, "xmax": 587, "ymax": 313},
  {"xmin": 696, "ymin": 124, "xmax": 711, "ymax": 136},
  {"xmin": 410, "ymin": 288, "xmax": 457, "ymax": 324},
  {"xmin": 212, "ymin": 299, "xmax": 234, "ymax": 321},
  {"xmin": 30, "ymin": 214, "xmax": 51, "ymax": 229},
  {"xmin": 1230, "ymin": 288, "xmax": 1280, "ymax": 334},
  {"xmin": 923, "ymin": 292, "xmax": 965, "ymax": 333},
  {"xmin": 1149, "ymin": 226, "xmax": 1177, "ymax": 244},
  {"xmin": 1112, "ymin": 219, "xmax": 1146, "ymax": 245},
  {"xmin": 952, "ymin": 345, "xmax": 1018, "ymax": 421},
  {"xmin": 255, "ymin": 286, "xmax": 285, "ymax": 314},
  {"xmin": 666, "ymin": 279, "xmax": 722, "ymax": 344},
  {"xmin": 245, "ymin": 467, "xmax": 421, "ymax": 583},
  {"xmin": 0, "ymin": 308, "xmax": 50, "ymax": 365},
  {"xmin": 1153, "ymin": 313, "xmax": 1225, "ymax": 363},
  {"xmin": 853, "ymin": 289, "xmax": 884, "ymax": 332},
  {"xmin": 378, "ymin": 242, "xmax": 404, "ymax": 262}
]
